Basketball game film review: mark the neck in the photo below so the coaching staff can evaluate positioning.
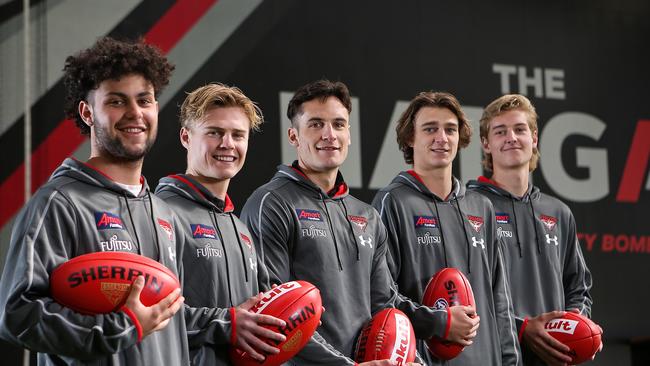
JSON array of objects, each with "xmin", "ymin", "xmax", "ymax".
[
  {"xmin": 297, "ymin": 162, "xmax": 338, "ymax": 193},
  {"xmin": 413, "ymin": 165, "xmax": 453, "ymax": 199},
  {"xmin": 185, "ymin": 172, "xmax": 229, "ymax": 201},
  {"xmin": 491, "ymin": 167, "xmax": 529, "ymax": 197},
  {"xmin": 86, "ymin": 156, "xmax": 143, "ymax": 185}
]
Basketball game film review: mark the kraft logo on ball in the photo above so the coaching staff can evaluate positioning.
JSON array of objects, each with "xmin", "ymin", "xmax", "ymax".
[
  {"xmin": 545, "ymin": 318, "xmax": 579, "ymax": 334},
  {"xmin": 390, "ymin": 313, "xmax": 413, "ymax": 364},
  {"xmin": 250, "ymin": 281, "xmax": 302, "ymax": 314}
]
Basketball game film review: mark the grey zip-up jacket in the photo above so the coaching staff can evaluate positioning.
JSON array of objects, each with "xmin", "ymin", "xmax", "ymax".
[
  {"xmin": 241, "ymin": 164, "xmax": 436, "ymax": 365},
  {"xmin": 467, "ymin": 177, "xmax": 593, "ymax": 366},
  {"xmin": 0, "ymin": 158, "xmax": 229, "ymax": 365},
  {"xmin": 372, "ymin": 171, "xmax": 521, "ymax": 366},
  {"xmin": 155, "ymin": 174, "xmax": 270, "ymax": 365}
]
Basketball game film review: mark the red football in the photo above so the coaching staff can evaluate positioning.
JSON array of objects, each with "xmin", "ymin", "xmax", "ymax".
[
  {"xmin": 50, "ymin": 251, "xmax": 180, "ymax": 315},
  {"xmin": 354, "ymin": 308, "xmax": 416, "ymax": 365},
  {"xmin": 230, "ymin": 281, "xmax": 323, "ymax": 366},
  {"xmin": 421, "ymin": 267, "xmax": 475, "ymax": 360},
  {"xmin": 544, "ymin": 312, "xmax": 602, "ymax": 364}
]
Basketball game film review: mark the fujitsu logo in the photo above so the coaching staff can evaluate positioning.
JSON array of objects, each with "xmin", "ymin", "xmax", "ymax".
[
  {"xmin": 545, "ymin": 318, "xmax": 578, "ymax": 334},
  {"xmin": 301, "ymin": 225, "xmax": 327, "ymax": 238},
  {"xmin": 413, "ymin": 215, "xmax": 437, "ymax": 228},
  {"xmin": 296, "ymin": 209, "xmax": 322, "ymax": 222},
  {"xmin": 390, "ymin": 313, "xmax": 412, "ymax": 365},
  {"xmin": 95, "ymin": 212, "xmax": 124, "ymax": 230},
  {"xmin": 191, "ymin": 224, "xmax": 217, "ymax": 239},
  {"xmin": 250, "ymin": 282, "xmax": 301, "ymax": 314},
  {"xmin": 417, "ymin": 232, "xmax": 441, "ymax": 246},
  {"xmin": 497, "ymin": 226, "xmax": 513, "ymax": 238}
]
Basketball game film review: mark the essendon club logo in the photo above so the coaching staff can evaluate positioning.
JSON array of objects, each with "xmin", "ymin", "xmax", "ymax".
[
  {"xmin": 240, "ymin": 232, "xmax": 253, "ymax": 250},
  {"xmin": 467, "ymin": 215, "xmax": 484, "ymax": 232},
  {"xmin": 157, "ymin": 219, "xmax": 173, "ymax": 241},
  {"xmin": 495, "ymin": 212, "xmax": 510, "ymax": 224},
  {"xmin": 295, "ymin": 209, "xmax": 323, "ymax": 222},
  {"xmin": 348, "ymin": 215, "xmax": 368, "ymax": 231},
  {"xmin": 94, "ymin": 212, "xmax": 125, "ymax": 230},
  {"xmin": 540, "ymin": 215, "xmax": 558, "ymax": 231},
  {"xmin": 190, "ymin": 224, "xmax": 217, "ymax": 239},
  {"xmin": 413, "ymin": 215, "xmax": 437, "ymax": 228}
]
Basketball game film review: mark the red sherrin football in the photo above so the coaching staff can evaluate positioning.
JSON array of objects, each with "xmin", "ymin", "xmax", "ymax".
[
  {"xmin": 544, "ymin": 312, "xmax": 602, "ymax": 364},
  {"xmin": 230, "ymin": 281, "xmax": 323, "ymax": 366},
  {"xmin": 354, "ymin": 308, "xmax": 417, "ymax": 365},
  {"xmin": 50, "ymin": 251, "xmax": 180, "ymax": 315},
  {"xmin": 421, "ymin": 267, "xmax": 475, "ymax": 360}
]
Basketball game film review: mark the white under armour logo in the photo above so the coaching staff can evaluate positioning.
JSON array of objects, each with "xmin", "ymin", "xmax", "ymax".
[
  {"xmin": 471, "ymin": 236, "xmax": 485, "ymax": 249},
  {"xmin": 546, "ymin": 234, "xmax": 558, "ymax": 246},
  {"xmin": 168, "ymin": 246, "xmax": 176, "ymax": 262},
  {"xmin": 249, "ymin": 257, "xmax": 258, "ymax": 272},
  {"xmin": 358, "ymin": 235, "xmax": 373, "ymax": 248}
]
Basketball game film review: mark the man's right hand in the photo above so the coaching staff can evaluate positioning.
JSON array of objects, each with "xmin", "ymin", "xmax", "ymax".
[
  {"xmin": 124, "ymin": 276, "xmax": 184, "ymax": 338},
  {"xmin": 234, "ymin": 293, "xmax": 287, "ymax": 362},
  {"xmin": 522, "ymin": 311, "xmax": 573, "ymax": 366},
  {"xmin": 446, "ymin": 305, "xmax": 480, "ymax": 345}
]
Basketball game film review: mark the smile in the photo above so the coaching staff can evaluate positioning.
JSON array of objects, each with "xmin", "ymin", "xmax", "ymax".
[
  {"xmin": 214, "ymin": 155, "xmax": 236, "ymax": 162},
  {"xmin": 317, "ymin": 146, "xmax": 340, "ymax": 151}
]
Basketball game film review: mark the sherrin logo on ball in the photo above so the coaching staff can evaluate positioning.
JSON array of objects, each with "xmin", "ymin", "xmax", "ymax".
[
  {"xmin": 50, "ymin": 251, "xmax": 180, "ymax": 315},
  {"xmin": 543, "ymin": 312, "xmax": 603, "ymax": 365},
  {"xmin": 354, "ymin": 308, "xmax": 416, "ymax": 365},
  {"xmin": 230, "ymin": 280, "xmax": 323, "ymax": 366}
]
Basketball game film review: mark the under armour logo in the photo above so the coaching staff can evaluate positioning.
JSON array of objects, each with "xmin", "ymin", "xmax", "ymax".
[
  {"xmin": 545, "ymin": 234, "xmax": 558, "ymax": 246},
  {"xmin": 471, "ymin": 236, "xmax": 485, "ymax": 249},
  {"xmin": 249, "ymin": 257, "xmax": 257, "ymax": 272},
  {"xmin": 168, "ymin": 246, "xmax": 176, "ymax": 262},
  {"xmin": 358, "ymin": 235, "xmax": 373, "ymax": 248}
]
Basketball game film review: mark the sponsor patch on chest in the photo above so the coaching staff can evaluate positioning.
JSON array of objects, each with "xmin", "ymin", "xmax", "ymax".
[
  {"xmin": 495, "ymin": 212, "xmax": 510, "ymax": 224},
  {"xmin": 190, "ymin": 224, "xmax": 218, "ymax": 239},
  {"xmin": 95, "ymin": 212, "xmax": 125, "ymax": 230},
  {"xmin": 295, "ymin": 209, "xmax": 323, "ymax": 222},
  {"xmin": 413, "ymin": 215, "xmax": 438, "ymax": 228}
]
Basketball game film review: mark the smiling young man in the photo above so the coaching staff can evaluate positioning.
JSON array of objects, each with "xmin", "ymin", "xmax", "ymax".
[
  {"xmin": 372, "ymin": 91, "xmax": 521, "ymax": 365},
  {"xmin": 466, "ymin": 94, "xmax": 594, "ymax": 366},
  {"xmin": 0, "ymin": 37, "xmax": 191, "ymax": 365},
  {"xmin": 241, "ymin": 80, "xmax": 438, "ymax": 365},
  {"xmin": 155, "ymin": 83, "xmax": 286, "ymax": 365}
]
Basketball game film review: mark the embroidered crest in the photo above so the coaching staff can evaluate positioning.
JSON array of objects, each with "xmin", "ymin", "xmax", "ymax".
[
  {"xmin": 540, "ymin": 215, "xmax": 558, "ymax": 231},
  {"xmin": 467, "ymin": 215, "xmax": 484, "ymax": 232}
]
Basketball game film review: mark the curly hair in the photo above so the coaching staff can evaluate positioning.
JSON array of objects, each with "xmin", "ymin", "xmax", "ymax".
[
  {"xmin": 62, "ymin": 37, "xmax": 175, "ymax": 135},
  {"xmin": 180, "ymin": 83, "xmax": 264, "ymax": 132},
  {"xmin": 396, "ymin": 91, "xmax": 472, "ymax": 165},
  {"xmin": 479, "ymin": 94, "xmax": 540, "ymax": 172}
]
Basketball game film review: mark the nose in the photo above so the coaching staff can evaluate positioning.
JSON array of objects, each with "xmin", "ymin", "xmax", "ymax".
[
  {"xmin": 434, "ymin": 129, "xmax": 449, "ymax": 144},
  {"xmin": 505, "ymin": 128, "xmax": 517, "ymax": 142},
  {"xmin": 220, "ymin": 133, "xmax": 235, "ymax": 149},
  {"xmin": 322, "ymin": 123, "xmax": 337, "ymax": 141},
  {"xmin": 124, "ymin": 99, "xmax": 143, "ymax": 120}
]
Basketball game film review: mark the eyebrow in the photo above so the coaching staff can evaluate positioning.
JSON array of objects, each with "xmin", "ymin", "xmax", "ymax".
[
  {"xmin": 106, "ymin": 91, "xmax": 154, "ymax": 98},
  {"xmin": 205, "ymin": 126, "xmax": 248, "ymax": 134},
  {"xmin": 420, "ymin": 120, "xmax": 458, "ymax": 128},
  {"xmin": 491, "ymin": 122, "xmax": 528, "ymax": 130}
]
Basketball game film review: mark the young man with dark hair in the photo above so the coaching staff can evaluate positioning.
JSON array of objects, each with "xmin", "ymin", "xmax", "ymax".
[
  {"xmin": 466, "ymin": 94, "xmax": 594, "ymax": 366},
  {"xmin": 155, "ymin": 83, "xmax": 286, "ymax": 365},
  {"xmin": 241, "ymin": 80, "xmax": 436, "ymax": 365},
  {"xmin": 372, "ymin": 91, "xmax": 521, "ymax": 365}
]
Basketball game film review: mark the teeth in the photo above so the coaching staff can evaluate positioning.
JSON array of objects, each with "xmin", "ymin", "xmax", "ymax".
[
  {"xmin": 215, "ymin": 156, "xmax": 235, "ymax": 162},
  {"xmin": 121, "ymin": 127, "xmax": 144, "ymax": 133}
]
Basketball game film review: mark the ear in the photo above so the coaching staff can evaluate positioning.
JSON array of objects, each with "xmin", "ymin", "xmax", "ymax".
[
  {"xmin": 532, "ymin": 129, "xmax": 538, "ymax": 149},
  {"xmin": 180, "ymin": 127, "xmax": 191, "ymax": 150},
  {"xmin": 481, "ymin": 137, "xmax": 491, "ymax": 154},
  {"xmin": 79, "ymin": 100, "xmax": 94, "ymax": 127},
  {"xmin": 287, "ymin": 127, "xmax": 299, "ymax": 147}
]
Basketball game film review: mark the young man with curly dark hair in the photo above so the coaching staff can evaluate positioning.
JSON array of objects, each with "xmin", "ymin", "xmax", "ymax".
[{"xmin": 0, "ymin": 36, "xmax": 206, "ymax": 365}]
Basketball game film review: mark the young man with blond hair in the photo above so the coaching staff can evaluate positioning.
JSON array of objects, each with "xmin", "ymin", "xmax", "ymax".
[
  {"xmin": 466, "ymin": 94, "xmax": 594, "ymax": 366},
  {"xmin": 372, "ymin": 91, "xmax": 521, "ymax": 365},
  {"xmin": 155, "ymin": 83, "xmax": 286, "ymax": 365}
]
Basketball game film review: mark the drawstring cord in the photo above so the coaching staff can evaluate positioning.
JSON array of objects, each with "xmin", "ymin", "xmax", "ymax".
[
  {"xmin": 211, "ymin": 210, "xmax": 234, "ymax": 306},
  {"xmin": 527, "ymin": 195, "xmax": 542, "ymax": 254},
  {"xmin": 321, "ymin": 194, "xmax": 343, "ymax": 271},
  {"xmin": 123, "ymin": 193, "xmax": 143, "ymax": 256},
  {"xmin": 146, "ymin": 191, "xmax": 161, "ymax": 261},
  {"xmin": 452, "ymin": 193, "xmax": 473, "ymax": 274},
  {"xmin": 228, "ymin": 213, "xmax": 250, "ymax": 282},
  {"xmin": 510, "ymin": 197, "xmax": 523, "ymax": 258},
  {"xmin": 430, "ymin": 199, "xmax": 449, "ymax": 268}
]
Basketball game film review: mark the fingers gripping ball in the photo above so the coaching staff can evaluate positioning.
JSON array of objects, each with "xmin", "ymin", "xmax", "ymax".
[
  {"xmin": 421, "ymin": 267, "xmax": 475, "ymax": 360},
  {"xmin": 50, "ymin": 251, "xmax": 180, "ymax": 314},
  {"xmin": 544, "ymin": 312, "xmax": 603, "ymax": 364},
  {"xmin": 230, "ymin": 281, "xmax": 323, "ymax": 366},
  {"xmin": 354, "ymin": 308, "xmax": 417, "ymax": 365}
]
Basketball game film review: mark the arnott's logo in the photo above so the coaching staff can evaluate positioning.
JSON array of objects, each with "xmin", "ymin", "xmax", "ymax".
[{"xmin": 295, "ymin": 209, "xmax": 323, "ymax": 222}]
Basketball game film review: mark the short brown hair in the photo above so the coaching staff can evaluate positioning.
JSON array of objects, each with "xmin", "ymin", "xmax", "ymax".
[
  {"xmin": 396, "ymin": 91, "xmax": 472, "ymax": 164},
  {"xmin": 287, "ymin": 80, "xmax": 352, "ymax": 126},
  {"xmin": 63, "ymin": 37, "xmax": 174, "ymax": 135},
  {"xmin": 180, "ymin": 83, "xmax": 263, "ymax": 132},
  {"xmin": 480, "ymin": 94, "xmax": 540, "ymax": 172}
]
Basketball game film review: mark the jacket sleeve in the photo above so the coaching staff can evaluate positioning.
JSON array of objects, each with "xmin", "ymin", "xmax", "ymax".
[
  {"xmin": 372, "ymin": 192, "xmax": 448, "ymax": 340},
  {"xmin": 0, "ymin": 189, "xmax": 139, "ymax": 360},
  {"xmin": 493, "ymin": 235, "xmax": 522, "ymax": 366},
  {"xmin": 562, "ymin": 213, "xmax": 593, "ymax": 317},
  {"xmin": 241, "ymin": 190, "xmax": 357, "ymax": 365}
]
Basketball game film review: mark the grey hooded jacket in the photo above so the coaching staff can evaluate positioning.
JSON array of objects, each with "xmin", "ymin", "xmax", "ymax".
[
  {"xmin": 372, "ymin": 171, "xmax": 521, "ymax": 366},
  {"xmin": 467, "ymin": 176, "xmax": 593, "ymax": 365},
  {"xmin": 156, "ymin": 174, "xmax": 270, "ymax": 365},
  {"xmin": 241, "ymin": 164, "xmax": 438, "ymax": 365}
]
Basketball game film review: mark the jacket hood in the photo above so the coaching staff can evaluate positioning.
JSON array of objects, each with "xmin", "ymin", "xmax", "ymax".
[
  {"xmin": 391, "ymin": 170, "xmax": 465, "ymax": 201},
  {"xmin": 155, "ymin": 174, "xmax": 235, "ymax": 213},
  {"xmin": 52, "ymin": 158, "xmax": 151, "ymax": 197},
  {"xmin": 272, "ymin": 162, "xmax": 349, "ymax": 200},
  {"xmin": 466, "ymin": 176, "xmax": 541, "ymax": 202}
]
